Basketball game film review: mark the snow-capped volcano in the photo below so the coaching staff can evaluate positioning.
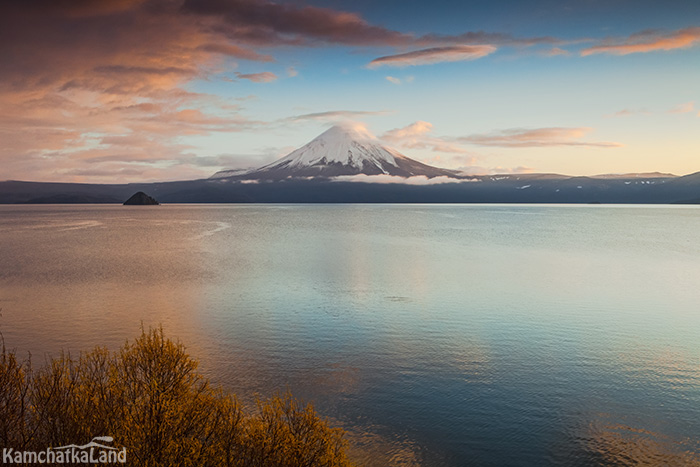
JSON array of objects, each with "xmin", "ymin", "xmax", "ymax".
[{"xmin": 211, "ymin": 123, "xmax": 459, "ymax": 180}]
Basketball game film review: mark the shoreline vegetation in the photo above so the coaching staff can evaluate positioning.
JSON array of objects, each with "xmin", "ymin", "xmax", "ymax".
[{"xmin": 0, "ymin": 327, "xmax": 353, "ymax": 466}]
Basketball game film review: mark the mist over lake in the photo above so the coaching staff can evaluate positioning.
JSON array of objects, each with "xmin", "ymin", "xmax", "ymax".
[{"xmin": 1, "ymin": 204, "xmax": 699, "ymax": 466}]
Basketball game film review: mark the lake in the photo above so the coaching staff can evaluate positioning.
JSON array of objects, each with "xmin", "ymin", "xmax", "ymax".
[{"xmin": 1, "ymin": 204, "xmax": 699, "ymax": 466}]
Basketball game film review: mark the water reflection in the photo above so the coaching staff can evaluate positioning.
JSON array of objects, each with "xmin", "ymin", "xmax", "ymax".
[
  {"xmin": 1, "ymin": 204, "xmax": 699, "ymax": 465},
  {"xmin": 344, "ymin": 428, "xmax": 421, "ymax": 467},
  {"xmin": 584, "ymin": 416, "xmax": 700, "ymax": 466}
]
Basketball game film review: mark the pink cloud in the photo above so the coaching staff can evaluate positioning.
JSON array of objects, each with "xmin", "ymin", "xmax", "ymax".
[
  {"xmin": 459, "ymin": 127, "xmax": 623, "ymax": 148},
  {"xmin": 0, "ymin": 84, "xmax": 263, "ymax": 182},
  {"xmin": 0, "ymin": 0, "xmax": 611, "ymax": 183},
  {"xmin": 581, "ymin": 27, "xmax": 700, "ymax": 56},
  {"xmin": 181, "ymin": 0, "xmax": 412, "ymax": 47}
]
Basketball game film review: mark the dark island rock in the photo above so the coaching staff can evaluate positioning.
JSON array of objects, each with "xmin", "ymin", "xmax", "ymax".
[{"xmin": 123, "ymin": 192, "xmax": 159, "ymax": 205}]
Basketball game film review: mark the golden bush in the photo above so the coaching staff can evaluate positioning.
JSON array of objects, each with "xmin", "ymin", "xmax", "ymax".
[{"xmin": 0, "ymin": 328, "xmax": 353, "ymax": 467}]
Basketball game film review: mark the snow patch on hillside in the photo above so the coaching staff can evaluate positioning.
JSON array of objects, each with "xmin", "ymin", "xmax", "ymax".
[{"xmin": 331, "ymin": 174, "xmax": 467, "ymax": 185}]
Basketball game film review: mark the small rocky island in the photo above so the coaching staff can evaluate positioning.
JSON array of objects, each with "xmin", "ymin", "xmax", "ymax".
[{"xmin": 123, "ymin": 192, "xmax": 159, "ymax": 205}]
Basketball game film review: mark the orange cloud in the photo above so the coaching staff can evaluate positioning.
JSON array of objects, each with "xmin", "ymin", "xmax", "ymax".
[
  {"xmin": 606, "ymin": 108, "xmax": 652, "ymax": 118},
  {"xmin": 368, "ymin": 46, "xmax": 496, "ymax": 68},
  {"xmin": 383, "ymin": 121, "xmax": 433, "ymax": 140},
  {"xmin": 5, "ymin": 0, "xmax": 419, "ymax": 181},
  {"xmin": 0, "ymin": 82, "xmax": 263, "ymax": 182},
  {"xmin": 0, "ymin": 0, "xmax": 602, "ymax": 183},
  {"xmin": 582, "ymin": 27, "xmax": 700, "ymax": 56},
  {"xmin": 668, "ymin": 101, "xmax": 695, "ymax": 114},
  {"xmin": 459, "ymin": 127, "xmax": 623, "ymax": 148},
  {"xmin": 382, "ymin": 121, "xmax": 471, "ymax": 155}
]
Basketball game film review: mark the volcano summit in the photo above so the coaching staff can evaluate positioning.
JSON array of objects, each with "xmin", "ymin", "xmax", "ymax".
[{"xmin": 211, "ymin": 124, "xmax": 459, "ymax": 180}]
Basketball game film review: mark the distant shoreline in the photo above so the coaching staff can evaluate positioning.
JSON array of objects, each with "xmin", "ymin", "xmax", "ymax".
[{"xmin": 2, "ymin": 173, "xmax": 700, "ymax": 205}]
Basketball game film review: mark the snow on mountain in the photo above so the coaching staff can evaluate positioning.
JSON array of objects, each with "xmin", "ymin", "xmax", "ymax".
[
  {"xmin": 264, "ymin": 122, "xmax": 401, "ymax": 171},
  {"xmin": 210, "ymin": 123, "xmax": 459, "ymax": 180}
]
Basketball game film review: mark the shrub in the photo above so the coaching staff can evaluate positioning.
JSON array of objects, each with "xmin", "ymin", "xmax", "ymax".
[{"xmin": 0, "ymin": 328, "xmax": 353, "ymax": 467}]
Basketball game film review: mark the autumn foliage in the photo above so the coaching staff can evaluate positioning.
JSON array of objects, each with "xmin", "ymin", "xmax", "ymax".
[{"xmin": 0, "ymin": 328, "xmax": 353, "ymax": 466}]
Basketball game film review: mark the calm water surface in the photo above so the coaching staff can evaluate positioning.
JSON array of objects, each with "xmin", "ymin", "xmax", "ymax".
[{"xmin": 1, "ymin": 204, "xmax": 699, "ymax": 466}]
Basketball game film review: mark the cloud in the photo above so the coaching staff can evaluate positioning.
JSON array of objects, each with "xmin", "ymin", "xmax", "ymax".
[
  {"xmin": 26, "ymin": 0, "xmax": 150, "ymax": 17},
  {"xmin": 57, "ymin": 161, "xmax": 211, "ymax": 183},
  {"xmin": 0, "ymin": 0, "xmax": 572, "ymax": 95},
  {"xmin": 458, "ymin": 127, "xmax": 623, "ymax": 148},
  {"xmin": 331, "ymin": 174, "xmax": 464, "ymax": 185},
  {"xmin": 135, "ymin": 108, "xmax": 262, "ymax": 134},
  {"xmin": 384, "ymin": 121, "xmax": 433, "ymax": 139},
  {"xmin": 0, "ymin": 0, "xmax": 283, "ymax": 182},
  {"xmin": 581, "ymin": 27, "xmax": 700, "ymax": 56},
  {"xmin": 416, "ymin": 31, "xmax": 563, "ymax": 47},
  {"xmin": 544, "ymin": 47, "xmax": 570, "ymax": 56},
  {"xmin": 430, "ymin": 144, "xmax": 469, "ymax": 154},
  {"xmin": 93, "ymin": 65, "xmax": 197, "ymax": 77},
  {"xmin": 0, "ymin": 0, "xmax": 597, "ymax": 182},
  {"xmin": 286, "ymin": 66, "xmax": 299, "ymax": 77},
  {"xmin": 0, "ymin": 83, "xmax": 264, "ymax": 182},
  {"xmin": 382, "ymin": 121, "xmax": 470, "ymax": 155},
  {"xmin": 181, "ymin": 0, "xmax": 413, "ymax": 47},
  {"xmin": 286, "ymin": 110, "xmax": 390, "ymax": 122},
  {"xmin": 0, "ymin": 2, "xmax": 230, "ymax": 95},
  {"xmin": 0, "ymin": 0, "xmax": 424, "ymax": 181},
  {"xmin": 194, "ymin": 152, "xmax": 280, "ymax": 169},
  {"xmin": 196, "ymin": 43, "xmax": 274, "ymax": 62},
  {"xmin": 368, "ymin": 45, "xmax": 497, "ymax": 68},
  {"xmin": 235, "ymin": 71, "xmax": 278, "ymax": 83},
  {"xmin": 606, "ymin": 108, "xmax": 652, "ymax": 118},
  {"xmin": 385, "ymin": 76, "xmax": 414, "ymax": 84},
  {"xmin": 668, "ymin": 101, "xmax": 694, "ymax": 114}
]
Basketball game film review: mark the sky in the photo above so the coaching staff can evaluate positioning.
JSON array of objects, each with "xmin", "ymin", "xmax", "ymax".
[{"xmin": 1, "ymin": 0, "xmax": 699, "ymax": 183}]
